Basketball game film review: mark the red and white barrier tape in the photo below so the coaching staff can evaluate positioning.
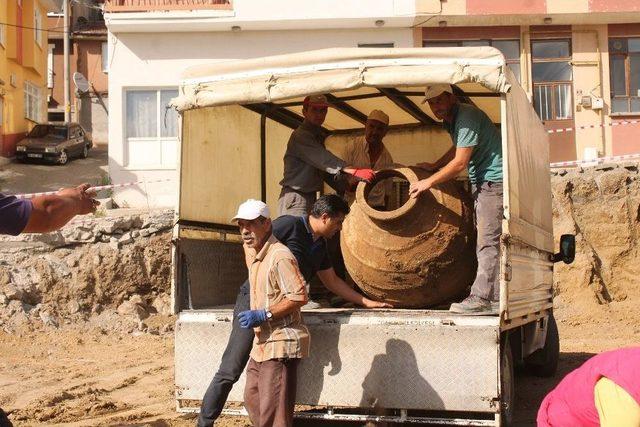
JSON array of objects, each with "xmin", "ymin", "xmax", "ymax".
[
  {"xmin": 550, "ymin": 153, "xmax": 640, "ymax": 168},
  {"xmin": 14, "ymin": 178, "xmax": 174, "ymax": 199},
  {"xmin": 546, "ymin": 119, "xmax": 640, "ymax": 134}
]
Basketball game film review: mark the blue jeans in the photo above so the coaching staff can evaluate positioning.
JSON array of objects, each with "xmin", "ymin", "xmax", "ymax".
[{"xmin": 197, "ymin": 280, "xmax": 253, "ymax": 427}]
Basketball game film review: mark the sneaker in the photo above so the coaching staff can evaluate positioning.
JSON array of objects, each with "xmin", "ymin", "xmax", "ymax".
[
  {"xmin": 301, "ymin": 299, "xmax": 322, "ymax": 310},
  {"xmin": 449, "ymin": 295, "xmax": 493, "ymax": 314}
]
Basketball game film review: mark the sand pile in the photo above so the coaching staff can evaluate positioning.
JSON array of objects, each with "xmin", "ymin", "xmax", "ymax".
[{"xmin": 551, "ymin": 163, "xmax": 640, "ymax": 338}]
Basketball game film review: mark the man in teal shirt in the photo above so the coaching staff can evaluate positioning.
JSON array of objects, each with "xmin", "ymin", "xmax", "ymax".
[{"xmin": 409, "ymin": 84, "xmax": 503, "ymax": 314}]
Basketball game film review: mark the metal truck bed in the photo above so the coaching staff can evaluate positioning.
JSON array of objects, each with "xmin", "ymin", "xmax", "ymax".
[{"xmin": 175, "ymin": 309, "xmax": 501, "ymax": 419}]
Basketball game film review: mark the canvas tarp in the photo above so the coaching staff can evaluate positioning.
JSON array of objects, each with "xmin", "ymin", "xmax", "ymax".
[
  {"xmin": 171, "ymin": 47, "xmax": 509, "ymax": 111},
  {"xmin": 174, "ymin": 47, "xmax": 553, "ymax": 253}
]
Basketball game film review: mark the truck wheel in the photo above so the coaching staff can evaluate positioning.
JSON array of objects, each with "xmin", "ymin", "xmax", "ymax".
[
  {"xmin": 500, "ymin": 338, "xmax": 515, "ymax": 426},
  {"xmin": 524, "ymin": 313, "xmax": 559, "ymax": 377}
]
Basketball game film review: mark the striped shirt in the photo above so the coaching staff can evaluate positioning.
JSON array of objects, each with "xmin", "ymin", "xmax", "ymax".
[
  {"xmin": 343, "ymin": 136, "xmax": 396, "ymax": 207},
  {"xmin": 245, "ymin": 235, "xmax": 310, "ymax": 362}
]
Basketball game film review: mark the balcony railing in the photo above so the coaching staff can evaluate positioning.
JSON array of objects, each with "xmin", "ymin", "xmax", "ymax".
[{"xmin": 104, "ymin": 0, "xmax": 232, "ymax": 12}]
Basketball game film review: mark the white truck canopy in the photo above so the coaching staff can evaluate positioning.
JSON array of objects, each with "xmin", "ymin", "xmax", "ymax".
[{"xmin": 172, "ymin": 47, "xmax": 552, "ymax": 252}]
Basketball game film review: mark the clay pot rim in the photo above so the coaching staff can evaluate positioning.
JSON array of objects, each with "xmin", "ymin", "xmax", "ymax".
[{"xmin": 355, "ymin": 167, "xmax": 419, "ymax": 221}]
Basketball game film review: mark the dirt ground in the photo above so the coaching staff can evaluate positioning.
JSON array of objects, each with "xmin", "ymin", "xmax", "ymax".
[
  {"xmin": 0, "ymin": 145, "xmax": 108, "ymax": 195},
  {"xmin": 0, "ymin": 310, "xmax": 635, "ymax": 427}
]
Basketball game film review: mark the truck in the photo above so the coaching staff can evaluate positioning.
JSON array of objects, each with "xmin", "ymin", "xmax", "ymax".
[{"xmin": 169, "ymin": 47, "xmax": 575, "ymax": 426}]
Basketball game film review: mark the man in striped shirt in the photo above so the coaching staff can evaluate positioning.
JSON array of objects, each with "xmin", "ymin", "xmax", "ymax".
[{"xmin": 232, "ymin": 199, "xmax": 309, "ymax": 427}]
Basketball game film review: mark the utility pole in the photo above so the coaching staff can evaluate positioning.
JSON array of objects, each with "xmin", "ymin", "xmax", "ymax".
[{"xmin": 63, "ymin": 0, "xmax": 70, "ymax": 123}]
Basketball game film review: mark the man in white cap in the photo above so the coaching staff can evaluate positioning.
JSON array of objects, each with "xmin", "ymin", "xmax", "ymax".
[
  {"xmin": 343, "ymin": 109, "xmax": 397, "ymax": 209},
  {"xmin": 231, "ymin": 199, "xmax": 309, "ymax": 427},
  {"xmin": 409, "ymin": 84, "xmax": 503, "ymax": 314},
  {"xmin": 278, "ymin": 94, "xmax": 376, "ymax": 216},
  {"xmin": 197, "ymin": 195, "xmax": 391, "ymax": 427}
]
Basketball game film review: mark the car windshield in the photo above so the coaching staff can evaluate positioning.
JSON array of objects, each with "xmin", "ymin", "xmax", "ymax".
[{"xmin": 27, "ymin": 125, "xmax": 68, "ymax": 139}]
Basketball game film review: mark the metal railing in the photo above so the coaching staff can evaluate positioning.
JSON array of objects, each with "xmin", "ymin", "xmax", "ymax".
[{"xmin": 104, "ymin": 0, "xmax": 232, "ymax": 12}]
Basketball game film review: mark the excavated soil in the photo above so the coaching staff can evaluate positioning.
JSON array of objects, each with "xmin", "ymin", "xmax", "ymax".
[{"xmin": 1, "ymin": 165, "xmax": 639, "ymax": 426}]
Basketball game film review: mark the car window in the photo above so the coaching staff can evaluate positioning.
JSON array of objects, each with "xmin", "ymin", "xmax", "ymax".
[
  {"xmin": 52, "ymin": 126, "xmax": 68, "ymax": 139},
  {"xmin": 27, "ymin": 125, "xmax": 50, "ymax": 138}
]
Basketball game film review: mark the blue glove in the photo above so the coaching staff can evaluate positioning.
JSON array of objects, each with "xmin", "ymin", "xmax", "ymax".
[{"xmin": 237, "ymin": 309, "xmax": 267, "ymax": 329}]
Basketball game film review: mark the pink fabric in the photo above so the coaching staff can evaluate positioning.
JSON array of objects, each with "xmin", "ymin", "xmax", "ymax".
[{"xmin": 537, "ymin": 347, "xmax": 640, "ymax": 426}]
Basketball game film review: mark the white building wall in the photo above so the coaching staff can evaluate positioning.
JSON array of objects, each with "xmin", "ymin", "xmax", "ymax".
[{"xmin": 107, "ymin": 28, "xmax": 414, "ymax": 208}]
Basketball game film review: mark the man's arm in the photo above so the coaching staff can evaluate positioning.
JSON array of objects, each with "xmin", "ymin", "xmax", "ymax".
[
  {"xmin": 23, "ymin": 184, "xmax": 98, "ymax": 233},
  {"xmin": 317, "ymin": 267, "xmax": 392, "ymax": 308},
  {"xmin": 415, "ymin": 146, "xmax": 456, "ymax": 171},
  {"xmin": 408, "ymin": 147, "xmax": 473, "ymax": 199}
]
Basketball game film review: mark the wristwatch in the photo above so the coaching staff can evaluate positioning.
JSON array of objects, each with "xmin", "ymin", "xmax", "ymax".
[{"xmin": 265, "ymin": 310, "xmax": 273, "ymax": 320}]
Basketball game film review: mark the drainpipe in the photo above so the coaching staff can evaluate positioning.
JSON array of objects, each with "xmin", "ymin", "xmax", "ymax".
[{"xmin": 63, "ymin": 0, "xmax": 70, "ymax": 123}]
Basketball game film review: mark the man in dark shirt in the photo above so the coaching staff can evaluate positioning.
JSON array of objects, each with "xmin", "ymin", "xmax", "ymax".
[
  {"xmin": 197, "ymin": 194, "xmax": 392, "ymax": 426},
  {"xmin": 0, "ymin": 184, "xmax": 98, "ymax": 236}
]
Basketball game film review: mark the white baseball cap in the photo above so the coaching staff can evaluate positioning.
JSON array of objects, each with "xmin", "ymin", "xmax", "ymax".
[
  {"xmin": 421, "ymin": 84, "xmax": 454, "ymax": 104},
  {"xmin": 231, "ymin": 199, "xmax": 271, "ymax": 222}
]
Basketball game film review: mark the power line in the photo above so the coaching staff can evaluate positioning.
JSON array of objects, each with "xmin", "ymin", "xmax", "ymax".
[{"xmin": 0, "ymin": 21, "xmax": 67, "ymax": 34}]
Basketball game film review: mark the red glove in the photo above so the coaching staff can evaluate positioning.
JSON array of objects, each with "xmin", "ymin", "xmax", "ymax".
[{"xmin": 352, "ymin": 168, "xmax": 376, "ymax": 183}]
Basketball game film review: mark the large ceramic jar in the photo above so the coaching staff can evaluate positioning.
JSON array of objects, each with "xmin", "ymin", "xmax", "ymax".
[{"xmin": 341, "ymin": 167, "xmax": 476, "ymax": 308}]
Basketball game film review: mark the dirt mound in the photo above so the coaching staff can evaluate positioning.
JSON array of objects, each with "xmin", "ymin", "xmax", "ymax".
[
  {"xmin": 0, "ymin": 210, "xmax": 174, "ymax": 335},
  {"xmin": 551, "ymin": 164, "xmax": 640, "ymax": 335}
]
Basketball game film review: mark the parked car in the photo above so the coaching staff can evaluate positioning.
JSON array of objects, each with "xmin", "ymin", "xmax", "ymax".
[{"xmin": 15, "ymin": 123, "xmax": 93, "ymax": 165}]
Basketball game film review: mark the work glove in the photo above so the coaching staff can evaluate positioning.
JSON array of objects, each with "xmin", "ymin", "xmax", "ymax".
[
  {"xmin": 237, "ymin": 309, "xmax": 267, "ymax": 328},
  {"xmin": 352, "ymin": 168, "xmax": 376, "ymax": 183}
]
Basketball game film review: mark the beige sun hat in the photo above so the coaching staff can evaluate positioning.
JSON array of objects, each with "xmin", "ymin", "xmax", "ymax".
[
  {"xmin": 421, "ymin": 84, "xmax": 454, "ymax": 104},
  {"xmin": 368, "ymin": 109, "xmax": 389, "ymax": 126}
]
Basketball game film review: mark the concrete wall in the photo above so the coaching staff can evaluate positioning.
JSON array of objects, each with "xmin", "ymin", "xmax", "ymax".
[{"xmin": 107, "ymin": 28, "xmax": 414, "ymax": 208}]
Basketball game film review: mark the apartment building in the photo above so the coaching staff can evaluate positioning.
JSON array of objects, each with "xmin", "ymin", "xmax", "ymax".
[
  {"xmin": 0, "ymin": 0, "xmax": 59, "ymax": 157},
  {"xmin": 47, "ymin": 0, "xmax": 108, "ymax": 144},
  {"xmin": 104, "ymin": 0, "xmax": 640, "ymax": 208}
]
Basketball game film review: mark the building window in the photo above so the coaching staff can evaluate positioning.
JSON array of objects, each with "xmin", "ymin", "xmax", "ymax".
[
  {"xmin": 102, "ymin": 42, "xmax": 109, "ymax": 73},
  {"xmin": 423, "ymin": 39, "xmax": 521, "ymax": 83},
  {"xmin": 47, "ymin": 45, "xmax": 54, "ymax": 88},
  {"xmin": 34, "ymin": 7, "xmax": 43, "ymax": 48},
  {"xmin": 125, "ymin": 89, "xmax": 179, "ymax": 169},
  {"xmin": 24, "ymin": 81, "xmax": 42, "ymax": 122},
  {"xmin": 0, "ymin": 24, "xmax": 5, "ymax": 48},
  {"xmin": 531, "ymin": 39, "xmax": 573, "ymax": 121},
  {"xmin": 609, "ymin": 38, "xmax": 640, "ymax": 113}
]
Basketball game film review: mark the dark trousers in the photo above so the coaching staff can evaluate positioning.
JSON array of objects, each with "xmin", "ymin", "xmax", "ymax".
[
  {"xmin": 244, "ymin": 358, "xmax": 299, "ymax": 427},
  {"xmin": 197, "ymin": 280, "xmax": 253, "ymax": 427}
]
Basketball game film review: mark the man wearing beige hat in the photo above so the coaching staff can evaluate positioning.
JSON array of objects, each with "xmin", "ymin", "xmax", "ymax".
[
  {"xmin": 343, "ymin": 109, "xmax": 397, "ymax": 209},
  {"xmin": 278, "ymin": 94, "xmax": 376, "ymax": 217},
  {"xmin": 409, "ymin": 84, "xmax": 503, "ymax": 315}
]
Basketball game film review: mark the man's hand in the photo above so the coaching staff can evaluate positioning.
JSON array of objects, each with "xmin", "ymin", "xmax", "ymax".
[
  {"xmin": 408, "ymin": 179, "xmax": 433, "ymax": 199},
  {"xmin": 237, "ymin": 309, "xmax": 267, "ymax": 328},
  {"xmin": 57, "ymin": 183, "xmax": 99, "ymax": 214},
  {"xmin": 415, "ymin": 162, "xmax": 438, "ymax": 172},
  {"xmin": 351, "ymin": 168, "xmax": 376, "ymax": 183},
  {"xmin": 362, "ymin": 298, "xmax": 393, "ymax": 309}
]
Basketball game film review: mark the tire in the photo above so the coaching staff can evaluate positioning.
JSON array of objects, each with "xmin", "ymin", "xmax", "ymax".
[
  {"xmin": 500, "ymin": 336, "xmax": 515, "ymax": 426},
  {"xmin": 524, "ymin": 313, "xmax": 560, "ymax": 377},
  {"xmin": 58, "ymin": 150, "xmax": 68, "ymax": 165},
  {"xmin": 82, "ymin": 144, "xmax": 89, "ymax": 159}
]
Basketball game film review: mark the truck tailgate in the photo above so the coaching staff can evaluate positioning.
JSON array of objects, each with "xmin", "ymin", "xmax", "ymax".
[{"xmin": 175, "ymin": 309, "xmax": 500, "ymax": 413}]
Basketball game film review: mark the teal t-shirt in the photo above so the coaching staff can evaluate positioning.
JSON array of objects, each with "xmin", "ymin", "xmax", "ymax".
[{"xmin": 444, "ymin": 103, "xmax": 503, "ymax": 184}]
